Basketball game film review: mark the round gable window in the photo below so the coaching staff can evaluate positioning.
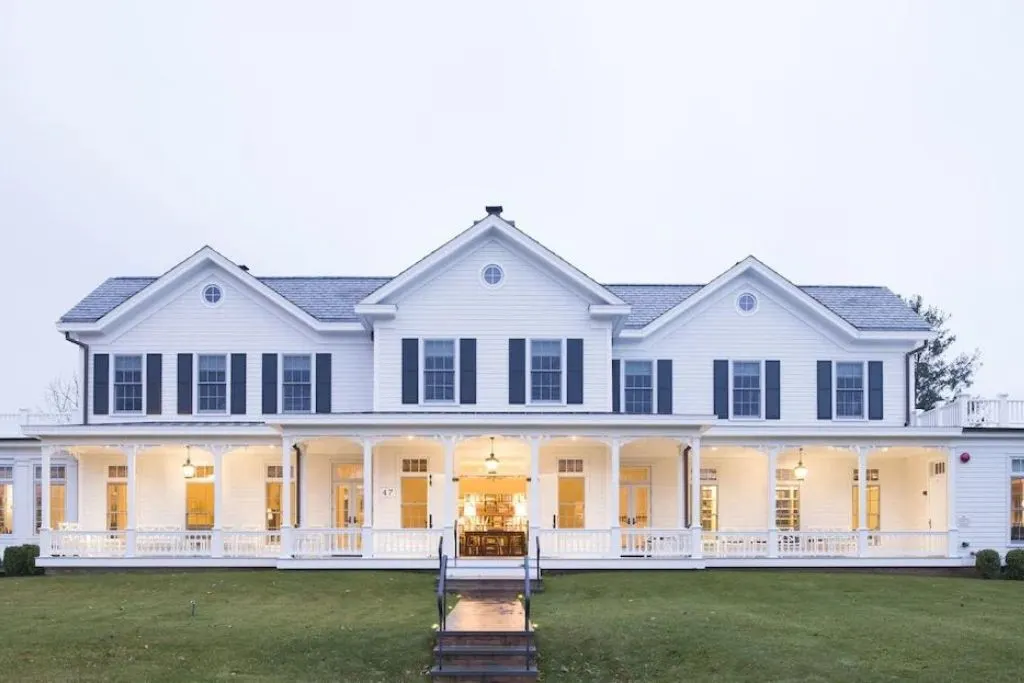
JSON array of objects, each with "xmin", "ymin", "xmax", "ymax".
[
  {"xmin": 482, "ymin": 263, "xmax": 504, "ymax": 287},
  {"xmin": 202, "ymin": 284, "xmax": 223, "ymax": 306},
  {"xmin": 736, "ymin": 292, "xmax": 758, "ymax": 314}
]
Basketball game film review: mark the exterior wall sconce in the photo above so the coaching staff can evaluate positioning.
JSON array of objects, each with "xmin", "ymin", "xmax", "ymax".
[
  {"xmin": 182, "ymin": 446, "xmax": 196, "ymax": 479},
  {"xmin": 794, "ymin": 448, "xmax": 808, "ymax": 481}
]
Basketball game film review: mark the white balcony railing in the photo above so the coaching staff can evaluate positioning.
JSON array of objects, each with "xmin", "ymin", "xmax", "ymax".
[
  {"xmin": 777, "ymin": 531, "xmax": 859, "ymax": 557},
  {"xmin": 372, "ymin": 529, "xmax": 438, "ymax": 558},
  {"xmin": 702, "ymin": 531, "xmax": 771, "ymax": 558},
  {"xmin": 0, "ymin": 410, "xmax": 75, "ymax": 437},
  {"xmin": 136, "ymin": 530, "xmax": 213, "ymax": 557},
  {"xmin": 863, "ymin": 531, "xmax": 948, "ymax": 558},
  {"xmin": 620, "ymin": 528, "xmax": 692, "ymax": 558},
  {"xmin": 223, "ymin": 530, "xmax": 281, "ymax": 558},
  {"xmin": 538, "ymin": 529, "xmax": 611, "ymax": 558},
  {"xmin": 293, "ymin": 528, "xmax": 363, "ymax": 557},
  {"xmin": 914, "ymin": 394, "xmax": 1024, "ymax": 428},
  {"xmin": 48, "ymin": 530, "xmax": 126, "ymax": 557}
]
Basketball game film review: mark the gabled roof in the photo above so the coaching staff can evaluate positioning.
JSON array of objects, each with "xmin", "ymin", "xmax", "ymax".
[{"xmin": 356, "ymin": 212, "xmax": 627, "ymax": 308}]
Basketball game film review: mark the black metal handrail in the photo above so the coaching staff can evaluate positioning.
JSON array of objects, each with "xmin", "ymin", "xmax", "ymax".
[
  {"xmin": 535, "ymin": 534, "xmax": 541, "ymax": 581},
  {"xmin": 523, "ymin": 544, "xmax": 532, "ymax": 669},
  {"xmin": 436, "ymin": 552, "xmax": 449, "ymax": 670}
]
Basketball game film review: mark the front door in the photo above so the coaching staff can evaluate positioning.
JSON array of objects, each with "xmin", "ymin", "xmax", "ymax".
[
  {"xmin": 106, "ymin": 482, "xmax": 127, "ymax": 531},
  {"xmin": 331, "ymin": 463, "xmax": 365, "ymax": 554},
  {"xmin": 619, "ymin": 467, "xmax": 651, "ymax": 554}
]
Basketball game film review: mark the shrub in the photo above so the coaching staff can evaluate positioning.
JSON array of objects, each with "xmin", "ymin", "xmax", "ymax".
[
  {"xmin": 1005, "ymin": 549, "xmax": 1024, "ymax": 580},
  {"xmin": 2, "ymin": 544, "xmax": 42, "ymax": 577},
  {"xmin": 974, "ymin": 549, "xmax": 1001, "ymax": 579}
]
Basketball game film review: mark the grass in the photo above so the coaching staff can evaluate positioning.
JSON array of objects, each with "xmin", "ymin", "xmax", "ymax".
[
  {"xmin": 0, "ymin": 570, "xmax": 435, "ymax": 682},
  {"xmin": 2, "ymin": 569, "xmax": 1022, "ymax": 682},
  {"xmin": 535, "ymin": 571, "xmax": 1024, "ymax": 682}
]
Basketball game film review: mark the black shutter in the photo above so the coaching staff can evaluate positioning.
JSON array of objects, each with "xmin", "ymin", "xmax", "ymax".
[
  {"xmin": 401, "ymin": 339, "xmax": 418, "ymax": 404},
  {"xmin": 262, "ymin": 353, "xmax": 278, "ymax": 414},
  {"xmin": 817, "ymin": 361, "xmax": 833, "ymax": 420},
  {"xmin": 508, "ymin": 339, "xmax": 526, "ymax": 405},
  {"xmin": 765, "ymin": 360, "xmax": 781, "ymax": 420},
  {"xmin": 713, "ymin": 360, "xmax": 728, "ymax": 419},
  {"xmin": 146, "ymin": 354, "xmax": 162, "ymax": 415},
  {"xmin": 657, "ymin": 359, "xmax": 673, "ymax": 414},
  {"xmin": 868, "ymin": 361, "xmax": 884, "ymax": 420},
  {"xmin": 459, "ymin": 339, "xmax": 477, "ymax": 404},
  {"xmin": 230, "ymin": 353, "xmax": 247, "ymax": 415},
  {"xmin": 177, "ymin": 354, "xmax": 193, "ymax": 415},
  {"xmin": 611, "ymin": 359, "xmax": 621, "ymax": 413},
  {"xmin": 315, "ymin": 353, "xmax": 332, "ymax": 414},
  {"xmin": 567, "ymin": 339, "xmax": 584, "ymax": 405},
  {"xmin": 93, "ymin": 353, "xmax": 109, "ymax": 415}
]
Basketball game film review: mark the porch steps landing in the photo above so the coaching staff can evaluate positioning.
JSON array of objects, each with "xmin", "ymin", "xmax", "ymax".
[
  {"xmin": 441, "ymin": 560, "xmax": 542, "ymax": 595},
  {"xmin": 431, "ymin": 597, "xmax": 538, "ymax": 683}
]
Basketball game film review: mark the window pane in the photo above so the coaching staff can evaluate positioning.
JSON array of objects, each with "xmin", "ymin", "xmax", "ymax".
[
  {"xmin": 401, "ymin": 477, "xmax": 429, "ymax": 529},
  {"xmin": 282, "ymin": 355, "xmax": 312, "ymax": 412},
  {"xmin": 775, "ymin": 486, "xmax": 800, "ymax": 530},
  {"xmin": 557, "ymin": 477, "xmax": 585, "ymax": 528},
  {"xmin": 185, "ymin": 482, "xmax": 215, "ymax": 530},
  {"xmin": 0, "ymin": 483, "xmax": 12, "ymax": 534},
  {"xmin": 113, "ymin": 355, "xmax": 144, "ymax": 412},
  {"xmin": 1012, "ymin": 479, "xmax": 1024, "ymax": 542},
  {"xmin": 530, "ymin": 340, "xmax": 562, "ymax": 402},
  {"xmin": 423, "ymin": 340, "xmax": 455, "ymax": 401},
  {"xmin": 836, "ymin": 362, "xmax": 864, "ymax": 418},
  {"xmin": 198, "ymin": 355, "xmax": 228, "ymax": 413},
  {"xmin": 624, "ymin": 361, "xmax": 653, "ymax": 414},
  {"xmin": 732, "ymin": 361, "xmax": 761, "ymax": 417},
  {"xmin": 701, "ymin": 485, "xmax": 718, "ymax": 531}
]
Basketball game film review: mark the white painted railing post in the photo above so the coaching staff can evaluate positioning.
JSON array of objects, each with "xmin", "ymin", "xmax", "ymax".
[
  {"xmin": 441, "ymin": 435, "xmax": 456, "ymax": 560},
  {"xmin": 997, "ymin": 393, "xmax": 1010, "ymax": 427},
  {"xmin": 689, "ymin": 436, "xmax": 703, "ymax": 559},
  {"xmin": 362, "ymin": 437, "xmax": 375, "ymax": 557},
  {"xmin": 211, "ymin": 445, "xmax": 225, "ymax": 559},
  {"xmin": 608, "ymin": 437, "xmax": 621, "ymax": 558},
  {"xmin": 767, "ymin": 446, "xmax": 779, "ymax": 558},
  {"xmin": 947, "ymin": 446, "xmax": 959, "ymax": 558},
  {"xmin": 125, "ymin": 445, "xmax": 137, "ymax": 559},
  {"xmin": 857, "ymin": 446, "xmax": 868, "ymax": 557},
  {"xmin": 279, "ymin": 437, "xmax": 294, "ymax": 559}
]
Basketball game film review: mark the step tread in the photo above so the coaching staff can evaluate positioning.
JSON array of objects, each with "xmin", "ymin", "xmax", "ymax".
[
  {"xmin": 429, "ymin": 665, "xmax": 539, "ymax": 674},
  {"xmin": 439, "ymin": 629, "xmax": 534, "ymax": 636},
  {"xmin": 433, "ymin": 644, "xmax": 536, "ymax": 654}
]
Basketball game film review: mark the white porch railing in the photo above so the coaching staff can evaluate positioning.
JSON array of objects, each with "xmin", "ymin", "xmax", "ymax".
[
  {"xmin": 293, "ymin": 528, "xmax": 362, "ymax": 557},
  {"xmin": 223, "ymin": 530, "xmax": 281, "ymax": 558},
  {"xmin": 136, "ymin": 531, "xmax": 212, "ymax": 557},
  {"xmin": 702, "ymin": 531, "xmax": 770, "ymax": 558},
  {"xmin": 620, "ymin": 528, "xmax": 692, "ymax": 558},
  {"xmin": 777, "ymin": 531, "xmax": 859, "ymax": 558},
  {"xmin": 371, "ymin": 529, "xmax": 438, "ymax": 558},
  {"xmin": 863, "ymin": 531, "xmax": 948, "ymax": 558},
  {"xmin": 538, "ymin": 529, "xmax": 611, "ymax": 558},
  {"xmin": 49, "ymin": 530, "xmax": 126, "ymax": 557},
  {"xmin": 914, "ymin": 393, "xmax": 1024, "ymax": 428},
  {"xmin": 0, "ymin": 410, "xmax": 75, "ymax": 437}
]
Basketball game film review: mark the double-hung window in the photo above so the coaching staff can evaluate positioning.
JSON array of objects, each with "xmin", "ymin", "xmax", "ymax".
[
  {"xmin": 731, "ymin": 361, "xmax": 761, "ymax": 418},
  {"xmin": 835, "ymin": 362, "xmax": 865, "ymax": 418},
  {"xmin": 624, "ymin": 361, "xmax": 654, "ymax": 414},
  {"xmin": 0, "ymin": 466, "xmax": 12, "ymax": 534},
  {"xmin": 1012, "ymin": 458, "xmax": 1024, "ymax": 543},
  {"xmin": 423, "ymin": 340, "xmax": 456, "ymax": 402},
  {"xmin": 197, "ymin": 354, "xmax": 228, "ymax": 413},
  {"xmin": 530, "ymin": 340, "xmax": 562, "ymax": 402},
  {"xmin": 34, "ymin": 465, "xmax": 67, "ymax": 533},
  {"xmin": 113, "ymin": 355, "xmax": 143, "ymax": 413},
  {"xmin": 282, "ymin": 355, "xmax": 312, "ymax": 413}
]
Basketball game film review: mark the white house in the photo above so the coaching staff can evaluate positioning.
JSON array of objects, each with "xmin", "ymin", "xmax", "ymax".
[{"xmin": 4, "ymin": 206, "xmax": 1023, "ymax": 572}]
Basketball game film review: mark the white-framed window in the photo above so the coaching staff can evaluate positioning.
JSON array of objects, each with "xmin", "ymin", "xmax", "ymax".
[
  {"xmin": 835, "ymin": 361, "xmax": 866, "ymax": 419},
  {"xmin": 281, "ymin": 354, "xmax": 312, "ymax": 413},
  {"xmin": 557, "ymin": 458, "xmax": 584, "ymax": 474},
  {"xmin": 423, "ymin": 339, "xmax": 456, "ymax": 402},
  {"xmin": 0, "ymin": 465, "xmax": 13, "ymax": 534},
  {"xmin": 731, "ymin": 360, "xmax": 762, "ymax": 418},
  {"xmin": 197, "ymin": 354, "xmax": 228, "ymax": 413},
  {"xmin": 202, "ymin": 283, "xmax": 223, "ymax": 306},
  {"xmin": 402, "ymin": 458, "xmax": 429, "ymax": 474},
  {"xmin": 1011, "ymin": 458, "xmax": 1024, "ymax": 543},
  {"xmin": 481, "ymin": 263, "xmax": 505, "ymax": 287},
  {"xmin": 34, "ymin": 465, "xmax": 67, "ymax": 533},
  {"xmin": 265, "ymin": 464, "xmax": 296, "ymax": 531},
  {"xmin": 736, "ymin": 292, "xmax": 758, "ymax": 315},
  {"xmin": 557, "ymin": 458, "xmax": 585, "ymax": 528},
  {"xmin": 113, "ymin": 355, "xmax": 144, "ymax": 413},
  {"xmin": 400, "ymin": 458, "xmax": 429, "ymax": 529},
  {"xmin": 852, "ymin": 468, "xmax": 880, "ymax": 482},
  {"xmin": 623, "ymin": 360, "xmax": 654, "ymax": 414},
  {"xmin": 530, "ymin": 339, "xmax": 563, "ymax": 403}
]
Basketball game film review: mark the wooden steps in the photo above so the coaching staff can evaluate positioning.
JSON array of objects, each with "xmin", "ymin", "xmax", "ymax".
[{"xmin": 430, "ymin": 596, "xmax": 538, "ymax": 683}]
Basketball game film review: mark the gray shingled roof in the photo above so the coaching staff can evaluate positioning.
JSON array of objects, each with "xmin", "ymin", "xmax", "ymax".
[{"xmin": 61, "ymin": 276, "xmax": 930, "ymax": 332}]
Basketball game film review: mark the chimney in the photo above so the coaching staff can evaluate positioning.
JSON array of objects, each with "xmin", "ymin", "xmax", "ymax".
[
  {"xmin": 239, "ymin": 265, "xmax": 250, "ymax": 272},
  {"xmin": 485, "ymin": 205, "xmax": 503, "ymax": 216}
]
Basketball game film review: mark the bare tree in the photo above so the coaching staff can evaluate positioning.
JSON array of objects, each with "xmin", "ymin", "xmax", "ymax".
[{"xmin": 43, "ymin": 374, "xmax": 80, "ymax": 420}]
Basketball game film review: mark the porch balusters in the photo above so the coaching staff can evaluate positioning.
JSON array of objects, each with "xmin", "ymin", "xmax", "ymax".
[
  {"xmin": 856, "ymin": 447, "xmax": 868, "ymax": 557},
  {"xmin": 211, "ymin": 445, "xmax": 225, "ymax": 558},
  {"xmin": 609, "ymin": 438, "xmax": 621, "ymax": 558},
  {"xmin": 767, "ymin": 446, "xmax": 779, "ymax": 558},
  {"xmin": 688, "ymin": 436, "xmax": 702, "ymax": 558}
]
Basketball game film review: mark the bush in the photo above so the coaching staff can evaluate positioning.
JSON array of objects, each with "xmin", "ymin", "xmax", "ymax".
[
  {"xmin": 1005, "ymin": 549, "xmax": 1024, "ymax": 580},
  {"xmin": 974, "ymin": 549, "xmax": 1002, "ymax": 579},
  {"xmin": 3, "ymin": 544, "xmax": 42, "ymax": 577}
]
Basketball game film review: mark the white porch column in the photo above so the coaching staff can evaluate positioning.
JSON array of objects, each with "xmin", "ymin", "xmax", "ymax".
[
  {"xmin": 279, "ymin": 437, "xmax": 294, "ymax": 558},
  {"xmin": 857, "ymin": 446, "xmax": 868, "ymax": 557},
  {"xmin": 689, "ymin": 436, "xmax": 702, "ymax": 558},
  {"xmin": 528, "ymin": 437, "xmax": 541, "ymax": 555},
  {"xmin": 767, "ymin": 446, "xmax": 779, "ymax": 558},
  {"xmin": 39, "ymin": 446, "xmax": 52, "ymax": 557},
  {"xmin": 677, "ymin": 443, "xmax": 686, "ymax": 528},
  {"xmin": 362, "ymin": 437, "xmax": 374, "ymax": 555},
  {"xmin": 947, "ymin": 446, "xmax": 959, "ymax": 557},
  {"xmin": 442, "ymin": 436, "xmax": 456, "ymax": 557},
  {"xmin": 125, "ymin": 445, "xmax": 137, "ymax": 558},
  {"xmin": 66, "ymin": 456, "xmax": 79, "ymax": 524},
  {"xmin": 211, "ymin": 445, "xmax": 225, "ymax": 558},
  {"xmin": 608, "ymin": 437, "xmax": 621, "ymax": 557}
]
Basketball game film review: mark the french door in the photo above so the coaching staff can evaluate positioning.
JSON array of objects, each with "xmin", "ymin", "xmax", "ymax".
[
  {"xmin": 331, "ymin": 464, "xmax": 365, "ymax": 554},
  {"xmin": 619, "ymin": 467, "xmax": 651, "ymax": 554}
]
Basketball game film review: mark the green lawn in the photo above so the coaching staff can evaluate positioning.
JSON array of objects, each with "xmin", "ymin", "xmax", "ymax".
[
  {"xmin": 1, "ymin": 569, "xmax": 1021, "ymax": 682},
  {"xmin": 536, "ymin": 571, "xmax": 1024, "ymax": 682}
]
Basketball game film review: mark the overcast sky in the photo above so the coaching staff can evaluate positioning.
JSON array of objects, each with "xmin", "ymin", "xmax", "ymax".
[{"xmin": 0, "ymin": 2, "xmax": 1021, "ymax": 412}]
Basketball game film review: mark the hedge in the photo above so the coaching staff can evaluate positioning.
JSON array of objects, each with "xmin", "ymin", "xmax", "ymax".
[
  {"xmin": 1005, "ymin": 548, "xmax": 1024, "ymax": 580},
  {"xmin": 2, "ymin": 544, "xmax": 43, "ymax": 577},
  {"xmin": 974, "ymin": 549, "xmax": 1001, "ymax": 579}
]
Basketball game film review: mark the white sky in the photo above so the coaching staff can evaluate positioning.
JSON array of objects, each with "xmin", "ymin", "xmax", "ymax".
[{"xmin": 1, "ymin": 1, "xmax": 1021, "ymax": 411}]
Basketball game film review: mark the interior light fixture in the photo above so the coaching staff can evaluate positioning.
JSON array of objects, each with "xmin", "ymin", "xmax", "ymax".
[
  {"xmin": 484, "ymin": 436, "xmax": 500, "ymax": 475},
  {"xmin": 182, "ymin": 446, "xmax": 196, "ymax": 479},
  {"xmin": 794, "ymin": 448, "xmax": 808, "ymax": 481}
]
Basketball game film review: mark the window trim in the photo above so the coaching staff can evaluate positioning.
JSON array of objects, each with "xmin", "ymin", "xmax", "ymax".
[
  {"xmin": 1010, "ymin": 457, "xmax": 1024, "ymax": 545},
  {"xmin": 420, "ymin": 338, "xmax": 459, "ymax": 404},
  {"xmin": 481, "ymin": 263, "xmax": 506, "ymax": 288},
  {"xmin": 0, "ymin": 463, "xmax": 14, "ymax": 536},
  {"xmin": 111, "ymin": 354, "xmax": 145, "ymax": 415},
  {"xmin": 201, "ymin": 282, "xmax": 224, "ymax": 307},
  {"xmin": 279, "ymin": 353, "xmax": 315, "ymax": 414},
  {"xmin": 195, "ymin": 353, "xmax": 231, "ymax": 415},
  {"xmin": 833, "ymin": 360, "xmax": 868, "ymax": 421},
  {"xmin": 620, "ymin": 359, "xmax": 656, "ymax": 415},
  {"xmin": 528, "ymin": 338, "xmax": 566, "ymax": 405},
  {"xmin": 728, "ymin": 359, "xmax": 764, "ymax": 420}
]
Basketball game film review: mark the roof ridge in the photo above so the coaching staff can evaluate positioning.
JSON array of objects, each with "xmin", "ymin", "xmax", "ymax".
[
  {"xmin": 259, "ymin": 275, "xmax": 393, "ymax": 281},
  {"xmin": 604, "ymin": 283, "xmax": 703, "ymax": 287}
]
